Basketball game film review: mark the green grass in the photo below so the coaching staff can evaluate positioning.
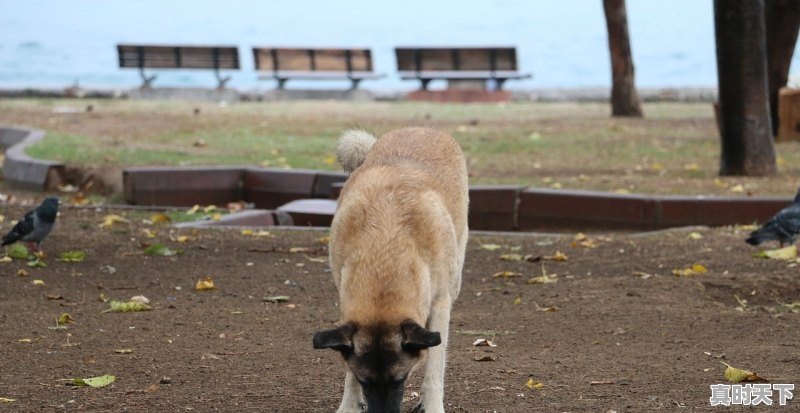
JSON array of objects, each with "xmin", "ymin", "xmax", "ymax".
[{"xmin": 3, "ymin": 99, "xmax": 800, "ymax": 195}]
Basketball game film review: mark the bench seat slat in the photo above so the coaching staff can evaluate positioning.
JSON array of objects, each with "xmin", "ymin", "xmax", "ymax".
[
  {"xmin": 258, "ymin": 71, "xmax": 384, "ymax": 80},
  {"xmin": 398, "ymin": 70, "xmax": 531, "ymax": 80}
]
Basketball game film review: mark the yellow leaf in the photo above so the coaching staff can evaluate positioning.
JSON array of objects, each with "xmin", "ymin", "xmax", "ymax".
[
  {"xmin": 500, "ymin": 254, "xmax": 523, "ymax": 262},
  {"xmin": 0, "ymin": 397, "xmax": 15, "ymax": 403},
  {"xmin": 650, "ymin": 163, "xmax": 664, "ymax": 171},
  {"xmin": 142, "ymin": 229, "xmax": 157, "ymax": 238},
  {"xmin": 240, "ymin": 229, "xmax": 253, "ymax": 236},
  {"xmin": 480, "ymin": 244, "xmax": 502, "ymax": 251},
  {"xmin": 57, "ymin": 313, "xmax": 75, "ymax": 325},
  {"xmin": 729, "ymin": 184, "xmax": 745, "ymax": 193},
  {"xmin": 318, "ymin": 236, "xmax": 330, "ymax": 244},
  {"xmin": 195, "ymin": 276, "xmax": 215, "ymax": 291},
  {"xmin": 492, "ymin": 271, "xmax": 522, "ymax": 278},
  {"xmin": 526, "ymin": 378, "xmax": 544, "ymax": 389},
  {"xmin": 16, "ymin": 269, "xmax": 29, "ymax": 277},
  {"xmin": 672, "ymin": 264, "xmax": 708, "ymax": 277},
  {"xmin": 687, "ymin": 232, "xmax": 703, "ymax": 240},
  {"xmin": 203, "ymin": 205, "xmax": 217, "ymax": 213},
  {"xmin": 211, "ymin": 213, "xmax": 222, "ymax": 221},
  {"xmin": 513, "ymin": 296, "xmax": 522, "ymax": 305},
  {"xmin": 683, "ymin": 163, "xmax": 700, "ymax": 171},
  {"xmin": 17, "ymin": 338, "xmax": 32, "ymax": 343},
  {"xmin": 543, "ymin": 251, "xmax": 568, "ymax": 262},
  {"xmin": 99, "ymin": 214, "xmax": 129, "ymax": 228},
  {"xmin": 613, "ymin": 188, "xmax": 631, "ymax": 194},
  {"xmin": 170, "ymin": 234, "xmax": 190, "ymax": 243},
  {"xmin": 186, "ymin": 205, "xmax": 201, "ymax": 215},
  {"xmin": 150, "ymin": 213, "xmax": 171, "ymax": 224},
  {"xmin": 0, "ymin": 256, "xmax": 11, "ymax": 263},
  {"xmin": 114, "ymin": 349, "xmax": 134, "ymax": 354},
  {"xmin": 721, "ymin": 362, "xmax": 768, "ymax": 383},
  {"xmin": 754, "ymin": 245, "xmax": 797, "ymax": 261},
  {"xmin": 527, "ymin": 274, "xmax": 558, "ymax": 284},
  {"xmin": 32, "ymin": 279, "xmax": 45, "ymax": 286},
  {"xmin": 289, "ymin": 247, "xmax": 310, "ymax": 253},
  {"xmin": 324, "ymin": 155, "xmax": 336, "ymax": 165}
]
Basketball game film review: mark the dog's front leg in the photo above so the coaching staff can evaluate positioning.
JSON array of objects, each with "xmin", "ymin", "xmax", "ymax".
[
  {"xmin": 336, "ymin": 370, "xmax": 365, "ymax": 413},
  {"xmin": 417, "ymin": 298, "xmax": 452, "ymax": 413}
]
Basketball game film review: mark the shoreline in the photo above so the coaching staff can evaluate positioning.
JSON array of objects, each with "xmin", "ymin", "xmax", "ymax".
[{"xmin": 0, "ymin": 86, "xmax": 718, "ymax": 103}]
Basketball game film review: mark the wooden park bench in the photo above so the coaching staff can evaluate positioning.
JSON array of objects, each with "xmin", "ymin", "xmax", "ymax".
[
  {"xmin": 117, "ymin": 44, "xmax": 240, "ymax": 89},
  {"xmin": 253, "ymin": 47, "xmax": 383, "ymax": 90},
  {"xmin": 395, "ymin": 47, "xmax": 531, "ymax": 91}
]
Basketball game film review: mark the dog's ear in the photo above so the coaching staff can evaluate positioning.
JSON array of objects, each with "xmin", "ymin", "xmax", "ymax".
[
  {"xmin": 313, "ymin": 323, "xmax": 355, "ymax": 354},
  {"xmin": 401, "ymin": 321, "xmax": 441, "ymax": 353}
]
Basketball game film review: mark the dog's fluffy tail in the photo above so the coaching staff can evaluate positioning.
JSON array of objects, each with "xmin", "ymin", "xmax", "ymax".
[{"xmin": 336, "ymin": 129, "xmax": 376, "ymax": 173}]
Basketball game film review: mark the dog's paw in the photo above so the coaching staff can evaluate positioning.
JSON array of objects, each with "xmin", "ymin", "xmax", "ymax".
[
  {"xmin": 412, "ymin": 402, "xmax": 445, "ymax": 413},
  {"xmin": 335, "ymin": 402, "xmax": 365, "ymax": 413},
  {"xmin": 410, "ymin": 402, "xmax": 425, "ymax": 413}
]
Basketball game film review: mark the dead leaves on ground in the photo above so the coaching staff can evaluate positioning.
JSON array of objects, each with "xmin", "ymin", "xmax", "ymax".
[
  {"xmin": 754, "ymin": 245, "xmax": 797, "ymax": 261},
  {"xmin": 672, "ymin": 264, "xmax": 708, "ymax": 277},
  {"xmin": 721, "ymin": 362, "xmax": 768, "ymax": 383},
  {"xmin": 195, "ymin": 276, "xmax": 216, "ymax": 291}
]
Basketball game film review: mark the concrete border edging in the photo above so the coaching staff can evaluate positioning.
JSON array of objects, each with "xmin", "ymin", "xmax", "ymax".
[{"xmin": 0, "ymin": 126, "xmax": 66, "ymax": 190}]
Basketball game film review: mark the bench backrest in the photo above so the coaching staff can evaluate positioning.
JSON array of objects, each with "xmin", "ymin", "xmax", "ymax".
[
  {"xmin": 253, "ymin": 48, "xmax": 374, "ymax": 73},
  {"xmin": 395, "ymin": 47, "xmax": 519, "ymax": 72},
  {"xmin": 117, "ymin": 45, "xmax": 240, "ymax": 70}
]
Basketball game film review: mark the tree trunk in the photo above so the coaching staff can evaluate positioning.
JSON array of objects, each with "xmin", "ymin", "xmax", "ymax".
[
  {"xmin": 715, "ymin": 0, "xmax": 777, "ymax": 176},
  {"xmin": 603, "ymin": 0, "xmax": 643, "ymax": 117},
  {"xmin": 765, "ymin": 0, "xmax": 800, "ymax": 136}
]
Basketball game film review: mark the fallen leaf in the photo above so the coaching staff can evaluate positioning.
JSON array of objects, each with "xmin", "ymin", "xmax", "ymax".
[
  {"xmin": 500, "ymin": 253, "xmax": 523, "ymax": 262},
  {"xmin": 57, "ymin": 313, "xmax": 75, "ymax": 325},
  {"xmin": 143, "ymin": 243, "xmax": 178, "ymax": 257},
  {"xmin": 263, "ymin": 295, "xmax": 290, "ymax": 303},
  {"xmin": 324, "ymin": 155, "xmax": 336, "ymax": 165},
  {"xmin": 527, "ymin": 274, "xmax": 558, "ymax": 284},
  {"xmin": 129, "ymin": 295, "xmax": 150, "ymax": 305},
  {"xmin": 305, "ymin": 256, "xmax": 327, "ymax": 263},
  {"xmin": 590, "ymin": 380, "xmax": 615, "ymax": 385},
  {"xmin": 151, "ymin": 213, "xmax": 171, "ymax": 224},
  {"xmin": 543, "ymin": 251, "xmax": 568, "ymax": 262},
  {"xmin": 57, "ymin": 251, "xmax": 86, "ymax": 262},
  {"xmin": 114, "ymin": 349, "xmax": 134, "ymax": 354},
  {"xmin": 240, "ymin": 229, "xmax": 253, "ymax": 236},
  {"xmin": 171, "ymin": 235, "xmax": 190, "ymax": 243},
  {"xmin": 211, "ymin": 213, "xmax": 222, "ymax": 221},
  {"xmin": 203, "ymin": 205, "xmax": 217, "ymax": 213},
  {"xmin": 672, "ymin": 264, "xmax": 708, "ymax": 277},
  {"xmin": 0, "ymin": 397, "xmax": 15, "ymax": 403},
  {"xmin": 16, "ymin": 269, "xmax": 29, "ymax": 277},
  {"xmin": 632, "ymin": 271, "xmax": 653, "ymax": 279},
  {"xmin": 289, "ymin": 247, "xmax": 309, "ymax": 253},
  {"xmin": 480, "ymin": 244, "xmax": 502, "ymax": 251},
  {"xmin": 492, "ymin": 271, "xmax": 522, "ymax": 279},
  {"xmin": 46, "ymin": 294, "xmax": 63, "ymax": 300},
  {"xmin": 729, "ymin": 184, "xmax": 745, "ymax": 193},
  {"xmin": 195, "ymin": 276, "xmax": 215, "ymax": 291},
  {"xmin": 473, "ymin": 355, "xmax": 497, "ymax": 362},
  {"xmin": 7, "ymin": 244, "xmax": 30, "ymax": 260},
  {"xmin": 142, "ymin": 228, "xmax": 157, "ymax": 238},
  {"xmin": 318, "ymin": 236, "xmax": 330, "ymax": 244},
  {"xmin": 106, "ymin": 300, "xmax": 152, "ymax": 312},
  {"xmin": 721, "ymin": 362, "xmax": 768, "ymax": 383},
  {"xmin": 72, "ymin": 374, "xmax": 116, "ymax": 388},
  {"xmin": 754, "ymin": 245, "xmax": 797, "ymax": 261},
  {"xmin": 687, "ymin": 232, "xmax": 704, "ymax": 240},
  {"xmin": 472, "ymin": 338, "xmax": 497, "ymax": 347},
  {"xmin": 0, "ymin": 256, "xmax": 12, "ymax": 263},
  {"xmin": 513, "ymin": 296, "xmax": 522, "ymax": 305},
  {"xmin": 99, "ymin": 214, "xmax": 129, "ymax": 228},
  {"xmin": 18, "ymin": 338, "xmax": 33, "ymax": 343},
  {"xmin": 782, "ymin": 302, "xmax": 800, "ymax": 313},
  {"xmin": 27, "ymin": 259, "xmax": 47, "ymax": 268},
  {"xmin": 32, "ymin": 279, "xmax": 45, "ymax": 286},
  {"xmin": 526, "ymin": 378, "xmax": 544, "ymax": 389},
  {"xmin": 186, "ymin": 205, "xmax": 201, "ymax": 215}
]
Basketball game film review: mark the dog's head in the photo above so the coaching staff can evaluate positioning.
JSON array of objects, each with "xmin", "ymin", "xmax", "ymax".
[{"xmin": 313, "ymin": 320, "xmax": 441, "ymax": 413}]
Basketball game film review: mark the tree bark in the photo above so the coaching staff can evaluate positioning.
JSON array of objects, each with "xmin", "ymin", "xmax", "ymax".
[
  {"xmin": 603, "ymin": 0, "xmax": 643, "ymax": 117},
  {"xmin": 715, "ymin": 0, "xmax": 777, "ymax": 176},
  {"xmin": 765, "ymin": 0, "xmax": 800, "ymax": 136}
]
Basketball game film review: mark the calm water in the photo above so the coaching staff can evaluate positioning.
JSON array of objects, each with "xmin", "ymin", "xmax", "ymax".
[{"xmin": 1, "ymin": 0, "xmax": 798, "ymax": 91}]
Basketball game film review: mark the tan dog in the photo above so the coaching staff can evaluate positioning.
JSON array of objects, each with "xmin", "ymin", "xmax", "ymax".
[{"xmin": 313, "ymin": 127, "xmax": 469, "ymax": 413}]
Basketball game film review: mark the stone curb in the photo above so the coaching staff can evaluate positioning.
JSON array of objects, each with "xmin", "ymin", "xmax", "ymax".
[{"xmin": 0, "ymin": 126, "xmax": 66, "ymax": 190}]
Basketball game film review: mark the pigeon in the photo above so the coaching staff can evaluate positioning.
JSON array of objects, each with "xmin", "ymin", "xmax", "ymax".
[
  {"xmin": 745, "ymin": 188, "xmax": 800, "ymax": 247},
  {"xmin": 2, "ymin": 197, "xmax": 60, "ymax": 253}
]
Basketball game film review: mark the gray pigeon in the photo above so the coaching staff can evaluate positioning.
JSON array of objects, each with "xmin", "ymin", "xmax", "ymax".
[
  {"xmin": 746, "ymin": 188, "xmax": 800, "ymax": 247},
  {"xmin": 2, "ymin": 197, "xmax": 60, "ymax": 253}
]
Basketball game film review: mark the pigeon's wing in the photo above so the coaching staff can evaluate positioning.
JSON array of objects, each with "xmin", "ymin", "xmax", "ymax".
[
  {"xmin": 1, "ymin": 210, "xmax": 35, "ymax": 246},
  {"xmin": 774, "ymin": 204, "xmax": 800, "ymax": 239}
]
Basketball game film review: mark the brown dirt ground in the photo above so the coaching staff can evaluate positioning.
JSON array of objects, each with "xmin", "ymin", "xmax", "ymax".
[{"xmin": 0, "ymin": 204, "xmax": 798, "ymax": 412}]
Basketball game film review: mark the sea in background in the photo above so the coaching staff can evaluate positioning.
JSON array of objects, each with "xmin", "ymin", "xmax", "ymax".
[{"xmin": 1, "ymin": 0, "xmax": 798, "ymax": 91}]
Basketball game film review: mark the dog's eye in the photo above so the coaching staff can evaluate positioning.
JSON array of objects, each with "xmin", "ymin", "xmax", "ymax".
[{"xmin": 391, "ymin": 376, "xmax": 407, "ymax": 384}]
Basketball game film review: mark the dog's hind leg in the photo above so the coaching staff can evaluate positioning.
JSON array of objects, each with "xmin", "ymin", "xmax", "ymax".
[
  {"xmin": 337, "ymin": 370, "xmax": 365, "ymax": 413},
  {"xmin": 417, "ymin": 297, "xmax": 452, "ymax": 413}
]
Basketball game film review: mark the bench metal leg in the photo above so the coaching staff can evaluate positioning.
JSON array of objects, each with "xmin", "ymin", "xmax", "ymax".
[
  {"xmin": 420, "ymin": 78, "xmax": 431, "ymax": 91},
  {"xmin": 495, "ymin": 78, "xmax": 507, "ymax": 91},
  {"xmin": 139, "ymin": 68, "xmax": 156, "ymax": 90},
  {"xmin": 349, "ymin": 78, "xmax": 362, "ymax": 90},
  {"xmin": 276, "ymin": 78, "xmax": 288, "ymax": 90},
  {"xmin": 214, "ymin": 69, "xmax": 231, "ymax": 90}
]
